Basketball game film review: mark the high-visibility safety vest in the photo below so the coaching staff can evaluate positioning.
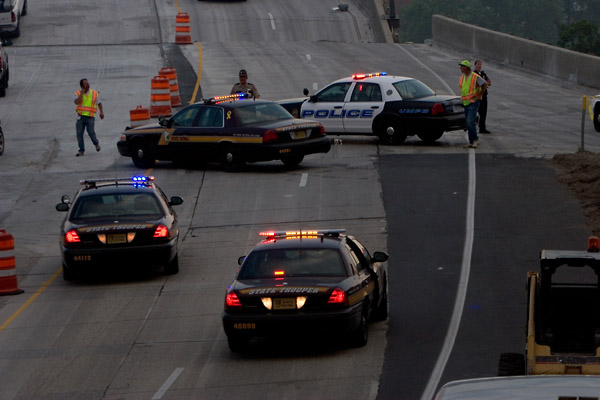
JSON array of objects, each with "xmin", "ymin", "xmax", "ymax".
[
  {"xmin": 75, "ymin": 89, "xmax": 99, "ymax": 117},
  {"xmin": 459, "ymin": 73, "xmax": 482, "ymax": 106}
]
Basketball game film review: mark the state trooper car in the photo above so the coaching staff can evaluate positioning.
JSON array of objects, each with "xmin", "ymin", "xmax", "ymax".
[
  {"xmin": 56, "ymin": 176, "xmax": 183, "ymax": 280},
  {"xmin": 279, "ymin": 72, "xmax": 466, "ymax": 144},
  {"xmin": 222, "ymin": 229, "xmax": 389, "ymax": 352}
]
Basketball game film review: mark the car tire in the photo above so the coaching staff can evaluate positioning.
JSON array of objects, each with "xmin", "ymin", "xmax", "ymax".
[
  {"xmin": 417, "ymin": 130, "xmax": 444, "ymax": 143},
  {"xmin": 221, "ymin": 145, "xmax": 245, "ymax": 172},
  {"xmin": 373, "ymin": 277, "xmax": 388, "ymax": 321},
  {"xmin": 62, "ymin": 264, "xmax": 76, "ymax": 281},
  {"xmin": 350, "ymin": 307, "xmax": 369, "ymax": 347},
  {"xmin": 498, "ymin": 352, "xmax": 526, "ymax": 376},
  {"xmin": 0, "ymin": 128, "xmax": 4, "ymax": 155},
  {"xmin": 281, "ymin": 154, "xmax": 304, "ymax": 167},
  {"xmin": 594, "ymin": 105, "xmax": 600, "ymax": 133},
  {"xmin": 165, "ymin": 255, "xmax": 179, "ymax": 275},
  {"xmin": 131, "ymin": 140, "xmax": 156, "ymax": 168},
  {"xmin": 376, "ymin": 119, "xmax": 406, "ymax": 145},
  {"xmin": 227, "ymin": 335, "xmax": 250, "ymax": 352}
]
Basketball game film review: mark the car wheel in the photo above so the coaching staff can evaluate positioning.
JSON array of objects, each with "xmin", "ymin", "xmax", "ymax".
[
  {"xmin": 498, "ymin": 352, "xmax": 526, "ymax": 376},
  {"xmin": 130, "ymin": 140, "xmax": 156, "ymax": 168},
  {"xmin": 62, "ymin": 264, "xmax": 76, "ymax": 281},
  {"xmin": 376, "ymin": 119, "xmax": 406, "ymax": 145},
  {"xmin": 0, "ymin": 129, "xmax": 5, "ymax": 155},
  {"xmin": 227, "ymin": 335, "xmax": 250, "ymax": 352},
  {"xmin": 281, "ymin": 154, "xmax": 304, "ymax": 167},
  {"xmin": 165, "ymin": 255, "xmax": 179, "ymax": 275},
  {"xmin": 350, "ymin": 307, "xmax": 369, "ymax": 347},
  {"xmin": 22, "ymin": 0, "xmax": 27, "ymax": 16},
  {"xmin": 221, "ymin": 145, "xmax": 245, "ymax": 172},
  {"xmin": 373, "ymin": 277, "xmax": 388, "ymax": 321},
  {"xmin": 594, "ymin": 105, "xmax": 600, "ymax": 133},
  {"xmin": 417, "ymin": 130, "xmax": 444, "ymax": 143}
]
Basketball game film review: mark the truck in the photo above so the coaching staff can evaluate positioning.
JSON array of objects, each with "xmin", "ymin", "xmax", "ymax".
[{"xmin": 499, "ymin": 236, "xmax": 600, "ymax": 375}]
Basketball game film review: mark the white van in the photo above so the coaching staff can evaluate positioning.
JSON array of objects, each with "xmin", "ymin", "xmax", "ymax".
[{"xmin": 0, "ymin": 0, "xmax": 26, "ymax": 38}]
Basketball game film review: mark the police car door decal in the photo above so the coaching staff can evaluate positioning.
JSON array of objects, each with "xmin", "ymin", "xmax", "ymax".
[{"xmin": 301, "ymin": 82, "xmax": 352, "ymax": 133}]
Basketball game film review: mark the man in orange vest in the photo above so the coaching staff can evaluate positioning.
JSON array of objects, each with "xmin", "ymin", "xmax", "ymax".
[
  {"xmin": 74, "ymin": 78, "xmax": 104, "ymax": 157},
  {"xmin": 459, "ymin": 60, "xmax": 487, "ymax": 148}
]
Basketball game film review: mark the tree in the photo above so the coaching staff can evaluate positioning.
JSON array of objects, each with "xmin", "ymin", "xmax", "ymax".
[{"xmin": 557, "ymin": 19, "xmax": 600, "ymax": 55}]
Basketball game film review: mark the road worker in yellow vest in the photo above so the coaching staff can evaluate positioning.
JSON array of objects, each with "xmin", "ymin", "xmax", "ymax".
[
  {"xmin": 74, "ymin": 78, "xmax": 104, "ymax": 157},
  {"xmin": 458, "ymin": 60, "xmax": 487, "ymax": 148}
]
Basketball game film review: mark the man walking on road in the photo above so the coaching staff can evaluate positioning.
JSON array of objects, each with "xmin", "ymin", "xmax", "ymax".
[
  {"xmin": 74, "ymin": 78, "xmax": 104, "ymax": 157},
  {"xmin": 474, "ymin": 60, "xmax": 492, "ymax": 134},
  {"xmin": 459, "ymin": 60, "xmax": 487, "ymax": 148}
]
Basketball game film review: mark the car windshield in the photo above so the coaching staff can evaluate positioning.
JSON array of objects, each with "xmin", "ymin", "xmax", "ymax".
[
  {"xmin": 234, "ymin": 103, "xmax": 293, "ymax": 125},
  {"xmin": 70, "ymin": 193, "xmax": 163, "ymax": 219},
  {"xmin": 392, "ymin": 79, "xmax": 435, "ymax": 100},
  {"xmin": 238, "ymin": 248, "xmax": 347, "ymax": 279}
]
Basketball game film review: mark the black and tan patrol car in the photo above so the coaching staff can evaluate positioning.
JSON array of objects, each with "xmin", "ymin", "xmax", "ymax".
[
  {"xmin": 56, "ymin": 176, "xmax": 183, "ymax": 280},
  {"xmin": 117, "ymin": 94, "xmax": 331, "ymax": 171},
  {"xmin": 222, "ymin": 229, "xmax": 389, "ymax": 352}
]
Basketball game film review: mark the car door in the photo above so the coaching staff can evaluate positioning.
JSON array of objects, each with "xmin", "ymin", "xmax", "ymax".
[
  {"xmin": 300, "ymin": 82, "xmax": 352, "ymax": 133},
  {"xmin": 342, "ymin": 82, "xmax": 384, "ymax": 134}
]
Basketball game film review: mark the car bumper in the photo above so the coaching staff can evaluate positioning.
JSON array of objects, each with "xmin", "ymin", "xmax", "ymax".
[
  {"xmin": 247, "ymin": 136, "xmax": 331, "ymax": 162},
  {"xmin": 60, "ymin": 238, "xmax": 177, "ymax": 271},
  {"xmin": 117, "ymin": 139, "xmax": 130, "ymax": 157},
  {"xmin": 222, "ymin": 302, "xmax": 362, "ymax": 339}
]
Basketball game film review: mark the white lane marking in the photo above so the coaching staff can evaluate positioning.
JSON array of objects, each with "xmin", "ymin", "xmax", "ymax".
[
  {"xmin": 306, "ymin": 54, "xmax": 312, "ymax": 62},
  {"xmin": 268, "ymin": 13, "xmax": 276, "ymax": 30},
  {"xmin": 152, "ymin": 367, "xmax": 184, "ymax": 399},
  {"xmin": 420, "ymin": 150, "xmax": 476, "ymax": 400},
  {"xmin": 299, "ymin": 173, "xmax": 308, "ymax": 187}
]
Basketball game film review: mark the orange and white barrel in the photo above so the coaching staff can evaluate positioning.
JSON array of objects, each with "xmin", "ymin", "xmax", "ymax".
[
  {"xmin": 175, "ymin": 13, "xmax": 192, "ymax": 45},
  {"xmin": 159, "ymin": 67, "xmax": 182, "ymax": 107},
  {"xmin": 129, "ymin": 105, "xmax": 152, "ymax": 128},
  {"xmin": 149, "ymin": 76, "xmax": 172, "ymax": 117},
  {"xmin": 0, "ymin": 230, "xmax": 23, "ymax": 296}
]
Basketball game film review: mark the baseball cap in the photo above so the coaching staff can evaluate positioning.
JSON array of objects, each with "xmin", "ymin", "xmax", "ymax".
[
  {"xmin": 459, "ymin": 60, "xmax": 471, "ymax": 68},
  {"xmin": 239, "ymin": 69, "xmax": 248, "ymax": 77}
]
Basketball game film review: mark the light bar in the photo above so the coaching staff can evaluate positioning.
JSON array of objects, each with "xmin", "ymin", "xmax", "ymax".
[
  {"xmin": 211, "ymin": 93, "xmax": 247, "ymax": 103},
  {"xmin": 352, "ymin": 72, "xmax": 387, "ymax": 80},
  {"xmin": 259, "ymin": 229, "xmax": 345, "ymax": 238},
  {"xmin": 80, "ymin": 176, "xmax": 154, "ymax": 186}
]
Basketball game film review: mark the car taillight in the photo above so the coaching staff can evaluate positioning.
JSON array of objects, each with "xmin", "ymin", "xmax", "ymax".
[
  {"xmin": 11, "ymin": 12, "xmax": 16, "ymax": 23},
  {"xmin": 65, "ymin": 230, "xmax": 80, "ymax": 243},
  {"xmin": 432, "ymin": 103, "xmax": 446, "ymax": 115},
  {"xmin": 319, "ymin": 124, "xmax": 325, "ymax": 136},
  {"xmin": 263, "ymin": 130, "xmax": 278, "ymax": 143},
  {"xmin": 153, "ymin": 225, "xmax": 169, "ymax": 238},
  {"xmin": 328, "ymin": 288, "xmax": 348, "ymax": 305},
  {"xmin": 226, "ymin": 292, "xmax": 242, "ymax": 307}
]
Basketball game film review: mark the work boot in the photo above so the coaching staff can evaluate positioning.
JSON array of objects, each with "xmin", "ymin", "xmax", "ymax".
[
  {"xmin": 76, "ymin": 151, "xmax": 84, "ymax": 157},
  {"xmin": 95, "ymin": 143, "xmax": 101, "ymax": 152}
]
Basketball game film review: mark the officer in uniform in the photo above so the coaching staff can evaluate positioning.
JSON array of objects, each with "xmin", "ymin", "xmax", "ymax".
[{"xmin": 231, "ymin": 69, "xmax": 260, "ymax": 99}]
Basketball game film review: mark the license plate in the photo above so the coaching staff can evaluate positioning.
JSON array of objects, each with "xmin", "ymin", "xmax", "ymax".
[
  {"xmin": 273, "ymin": 298, "xmax": 296, "ymax": 310},
  {"xmin": 453, "ymin": 104, "xmax": 464, "ymax": 113},
  {"xmin": 293, "ymin": 130, "xmax": 307, "ymax": 140},
  {"xmin": 107, "ymin": 233, "xmax": 127, "ymax": 244}
]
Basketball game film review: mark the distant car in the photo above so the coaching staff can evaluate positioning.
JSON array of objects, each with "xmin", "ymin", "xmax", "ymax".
[
  {"xmin": 434, "ymin": 375, "xmax": 600, "ymax": 400},
  {"xmin": 55, "ymin": 176, "xmax": 183, "ymax": 280},
  {"xmin": 222, "ymin": 229, "xmax": 389, "ymax": 352},
  {"xmin": 0, "ymin": 0, "xmax": 27, "ymax": 38},
  {"xmin": 279, "ymin": 72, "xmax": 466, "ymax": 144},
  {"xmin": 117, "ymin": 94, "xmax": 331, "ymax": 171},
  {"xmin": 592, "ymin": 94, "xmax": 600, "ymax": 132},
  {"xmin": 0, "ymin": 38, "xmax": 8, "ymax": 97}
]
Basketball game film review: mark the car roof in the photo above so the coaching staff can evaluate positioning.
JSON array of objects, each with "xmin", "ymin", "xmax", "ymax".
[
  {"xmin": 76, "ymin": 177, "xmax": 158, "ymax": 197},
  {"xmin": 330, "ymin": 73, "xmax": 414, "ymax": 86},
  {"xmin": 194, "ymin": 98, "xmax": 276, "ymax": 109}
]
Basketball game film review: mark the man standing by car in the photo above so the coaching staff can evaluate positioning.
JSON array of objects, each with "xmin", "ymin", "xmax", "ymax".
[
  {"xmin": 74, "ymin": 78, "xmax": 104, "ymax": 157},
  {"xmin": 459, "ymin": 60, "xmax": 487, "ymax": 148},
  {"xmin": 474, "ymin": 60, "xmax": 492, "ymax": 134},
  {"xmin": 231, "ymin": 69, "xmax": 260, "ymax": 99}
]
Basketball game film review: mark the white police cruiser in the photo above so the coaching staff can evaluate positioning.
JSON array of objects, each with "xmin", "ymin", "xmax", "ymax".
[{"xmin": 279, "ymin": 72, "xmax": 466, "ymax": 145}]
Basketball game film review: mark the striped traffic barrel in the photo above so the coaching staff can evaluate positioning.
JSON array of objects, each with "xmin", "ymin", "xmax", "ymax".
[
  {"xmin": 159, "ymin": 67, "xmax": 182, "ymax": 107},
  {"xmin": 149, "ymin": 76, "xmax": 172, "ymax": 117},
  {"xmin": 0, "ymin": 230, "xmax": 23, "ymax": 295},
  {"xmin": 175, "ymin": 13, "xmax": 192, "ymax": 44}
]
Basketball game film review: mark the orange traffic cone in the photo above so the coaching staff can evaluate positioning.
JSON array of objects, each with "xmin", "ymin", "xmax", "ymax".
[
  {"xmin": 149, "ymin": 76, "xmax": 173, "ymax": 117},
  {"xmin": 175, "ymin": 13, "xmax": 192, "ymax": 44},
  {"xmin": 129, "ymin": 105, "xmax": 152, "ymax": 128},
  {"xmin": 159, "ymin": 67, "xmax": 182, "ymax": 107},
  {"xmin": 0, "ymin": 230, "xmax": 24, "ymax": 295}
]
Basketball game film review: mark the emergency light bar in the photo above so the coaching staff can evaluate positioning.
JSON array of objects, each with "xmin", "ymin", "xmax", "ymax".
[
  {"xmin": 80, "ymin": 176, "xmax": 154, "ymax": 188},
  {"xmin": 352, "ymin": 72, "xmax": 387, "ymax": 80},
  {"xmin": 207, "ymin": 93, "xmax": 248, "ymax": 104},
  {"xmin": 259, "ymin": 229, "xmax": 346, "ymax": 238}
]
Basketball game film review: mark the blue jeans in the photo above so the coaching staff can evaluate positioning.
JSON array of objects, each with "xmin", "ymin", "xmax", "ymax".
[
  {"xmin": 76, "ymin": 115, "xmax": 99, "ymax": 152},
  {"xmin": 464, "ymin": 101, "xmax": 480, "ymax": 144}
]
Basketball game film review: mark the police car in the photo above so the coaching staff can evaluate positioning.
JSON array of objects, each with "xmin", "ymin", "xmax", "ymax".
[
  {"xmin": 592, "ymin": 94, "xmax": 600, "ymax": 132},
  {"xmin": 117, "ymin": 94, "xmax": 331, "ymax": 171},
  {"xmin": 222, "ymin": 229, "xmax": 389, "ymax": 352},
  {"xmin": 279, "ymin": 72, "xmax": 466, "ymax": 144},
  {"xmin": 55, "ymin": 176, "xmax": 183, "ymax": 280}
]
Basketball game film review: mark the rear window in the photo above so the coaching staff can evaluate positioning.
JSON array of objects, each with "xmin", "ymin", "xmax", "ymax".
[
  {"xmin": 71, "ymin": 193, "xmax": 163, "ymax": 219},
  {"xmin": 234, "ymin": 103, "xmax": 292, "ymax": 125},
  {"xmin": 393, "ymin": 79, "xmax": 435, "ymax": 100},
  {"xmin": 238, "ymin": 248, "xmax": 347, "ymax": 279}
]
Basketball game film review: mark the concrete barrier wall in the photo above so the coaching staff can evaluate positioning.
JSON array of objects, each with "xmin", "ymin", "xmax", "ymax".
[{"xmin": 432, "ymin": 14, "xmax": 600, "ymax": 90}]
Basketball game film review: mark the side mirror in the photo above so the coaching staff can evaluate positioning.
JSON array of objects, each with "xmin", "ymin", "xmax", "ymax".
[
  {"xmin": 309, "ymin": 95, "xmax": 318, "ymax": 103},
  {"xmin": 169, "ymin": 196, "xmax": 183, "ymax": 206},
  {"xmin": 61, "ymin": 195, "xmax": 70, "ymax": 204},
  {"xmin": 303, "ymin": 88, "xmax": 309, "ymax": 96},
  {"xmin": 1, "ymin": 39, "xmax": 13, "ymax": 47},
  {"xmin": 372, "ymin": 251, "xmax": 388, "ymax": 262},
  {"xmin": 56, "ymin": 203, "xmax": 69, "ymax": 212},
  {"xmin": 158, "ymin": 116, "xmax": 172, "ymax": 127},
  {"xmin": 238, "ymin": 256, "xmax": 246, "ymax": 266}
]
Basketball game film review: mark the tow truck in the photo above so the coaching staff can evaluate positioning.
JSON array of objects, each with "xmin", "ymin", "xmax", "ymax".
[{"xmin": 499, "ymin": 236, "xmax": 600, "ymax": 375}]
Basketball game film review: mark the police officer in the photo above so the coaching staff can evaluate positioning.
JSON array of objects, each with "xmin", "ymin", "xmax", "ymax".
[
  {"xmin": 231, "ymin": 69, "xmax": 260, "ymax": 99},
  {"xmin": 74, "ymin": 78, "xmax": 104, "ymax": 157},
  {"xmin": 473, "ymin": 60, "xmax": 491, "ymax": 134}
]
